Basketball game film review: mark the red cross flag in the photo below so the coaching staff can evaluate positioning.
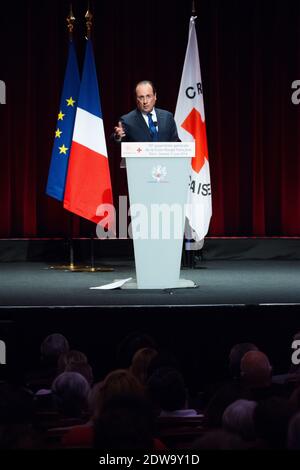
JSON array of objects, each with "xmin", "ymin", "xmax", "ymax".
[{"xmin": 175, "ymin": 16, "xmax": 212, "ymax": 248}]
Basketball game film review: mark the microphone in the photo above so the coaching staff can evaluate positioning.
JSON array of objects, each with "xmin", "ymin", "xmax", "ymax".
[{"xmin": 153, "ymin": 121, "xmax": 158, "ymax": 127}]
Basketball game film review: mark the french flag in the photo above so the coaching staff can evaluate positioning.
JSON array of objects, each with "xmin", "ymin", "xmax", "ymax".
[{"xmin": 63, "ymin": 39, "xmax": 113, "ymax": 225}]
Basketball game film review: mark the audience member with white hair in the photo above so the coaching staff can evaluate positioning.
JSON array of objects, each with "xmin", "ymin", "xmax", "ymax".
[
  {"xmin": 27, "ymin": 333, "xmax": 70, "ymax": 394},
  {"xmin": 40, "ymin": 333, "xmax": 70, "ymax": 363},
  {"xmin": 52, "ymin": 371, "xmax": 90, "ymax": 418},
  {"xmin": 222, "ymin": 399, "xmax": 257, "ymax": 441}
]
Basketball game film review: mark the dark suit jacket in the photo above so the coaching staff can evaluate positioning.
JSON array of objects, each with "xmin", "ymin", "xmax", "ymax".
[{"xmin": 119, "ymin": 108, "xmax": 180, "ymax": 142}]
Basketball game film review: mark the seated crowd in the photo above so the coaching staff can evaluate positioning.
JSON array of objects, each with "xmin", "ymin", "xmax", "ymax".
[{"xmin": 1, "ymin": 331, "xmax": 300, "ymax": 450}]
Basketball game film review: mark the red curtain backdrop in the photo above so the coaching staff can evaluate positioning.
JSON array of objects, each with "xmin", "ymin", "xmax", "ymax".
[{"xmin": 1, "ymin": 0, "xmax": 300, "ymax": 237}]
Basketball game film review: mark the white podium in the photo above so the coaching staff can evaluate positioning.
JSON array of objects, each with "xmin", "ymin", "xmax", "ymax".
[{"xmin": 122, "ymin": 142, "xmax": 195, "ymax": 289}]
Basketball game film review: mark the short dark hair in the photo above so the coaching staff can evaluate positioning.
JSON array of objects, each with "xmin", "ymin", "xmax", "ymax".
[
  {"xmin": 94, "ymin": 394, "xmax": 154, "ymax": 449},
  {"xmin": 147, "ymin": 367, "xmax": 187, "ymax": 411},
  {"xmin": 116, "ymin": 331, "xmax": 157, "ymax": 368},
  {"xmin": 135, "ymin": 80, "xmax": 156, "ymax": 96}
]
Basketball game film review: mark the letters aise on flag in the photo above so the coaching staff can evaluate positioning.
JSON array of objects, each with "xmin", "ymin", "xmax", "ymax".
[
  {"xmin": 175, "ymin": 16, "xmax": 212, "ymax": 243},
  {"xmin": 46, "ymin": 41, "xmax": 80, "ymax": 201},
  {"xmin": 63, "ymin": 39, "xmax": 113, "ymax": 225}
]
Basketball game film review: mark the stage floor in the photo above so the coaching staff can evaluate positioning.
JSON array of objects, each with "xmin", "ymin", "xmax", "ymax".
[{"xmin": 0, "ymin": 259, "xmax": 300, "ymax": 308}]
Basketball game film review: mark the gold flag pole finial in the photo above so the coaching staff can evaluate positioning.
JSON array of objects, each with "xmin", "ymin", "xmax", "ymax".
[
  {"xmin": 192, "ymin": 0, "xmax": 196, "ymax": 15},
  {"xmin": 66, "ymin": 4, "xmax": 76, "ymax": 40},
  {"xmin": 85, "ymin": 4, "xmax": 93, "ymax": 39}
]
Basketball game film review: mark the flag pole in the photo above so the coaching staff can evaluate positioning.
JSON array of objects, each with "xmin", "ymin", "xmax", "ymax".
[
  {"xmin": 85, "ymin": 4, "xmax": 92, "ymax": 40},
  {"xmin": 67, "ymin": 3, "xmax": 75, "ymax": 40},
  {"xmin": 85, "ymin": 4, "xmax": 96, "ymax": 273},
  {"xmin": 183, "ymin": 0, "xmax": 198, "ymax": 270},
  {"xmin": 50, "ymin": 4, "xmax": 113, "ymax": 273},
  {"xmin": 50, "ymin": 4, "xmax": 78, "ymax": 272},
  {"xmin": 192, "ymin": 0, "xmax": 196, "ymax": 15},
  {"xmin": 177, "ymin": 0, "xmax": 210, "ymax": 269},
  {"xmin": 67, "ymin": 4, "xmax": 76, "ymax": 271},
  {"xmin": 70, "ymin": 3, "xmax": 112, "ymax": 273}
]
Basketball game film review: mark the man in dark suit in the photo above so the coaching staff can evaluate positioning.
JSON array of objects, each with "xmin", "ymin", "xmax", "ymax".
[{"xmin": 114, "ymin": 80, "xmax": 180, "ymax": 142}]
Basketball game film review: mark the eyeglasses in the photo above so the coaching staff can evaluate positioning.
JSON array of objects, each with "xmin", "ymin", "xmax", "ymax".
[{"xmin": 136, "ymin": 94, "xmax": 154, "ymax": 102}]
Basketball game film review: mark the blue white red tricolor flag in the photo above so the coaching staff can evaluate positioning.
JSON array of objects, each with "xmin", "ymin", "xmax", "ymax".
[
  {"xmin": 175, "ymin": 16, "xmax": 212, "ymax": 246},
  {"xmin": 63, "ymin": 39, "xmax": 114, "ymax": 226}
]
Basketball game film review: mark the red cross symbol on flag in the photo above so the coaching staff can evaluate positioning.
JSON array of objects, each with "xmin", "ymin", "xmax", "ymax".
[{"xmin": 181, "ymin": 107, "xmax": 208, "ymax": 174}]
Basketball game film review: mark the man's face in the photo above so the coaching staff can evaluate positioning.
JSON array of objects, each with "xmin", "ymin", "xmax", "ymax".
[{"xmin": 136, "ymin": 83, "xmax": 157, "ymax": 113}]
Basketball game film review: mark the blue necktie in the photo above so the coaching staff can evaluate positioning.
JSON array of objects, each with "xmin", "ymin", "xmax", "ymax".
[{"xmin": 147, "ymin": 113, "xmax": 158, "ymax": 141}]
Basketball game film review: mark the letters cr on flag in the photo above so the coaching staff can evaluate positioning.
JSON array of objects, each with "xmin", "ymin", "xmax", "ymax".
[
  {"xmin": 63, "ymin": 39, "xmax": 113, "ymax": 226},
  {"xmin": 46, "ymin": 41, "xmax": 80, "ymax": 201},
  {"xmin": 175, "ymin": 16, "xmax": 212, "ymax": 243}
]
